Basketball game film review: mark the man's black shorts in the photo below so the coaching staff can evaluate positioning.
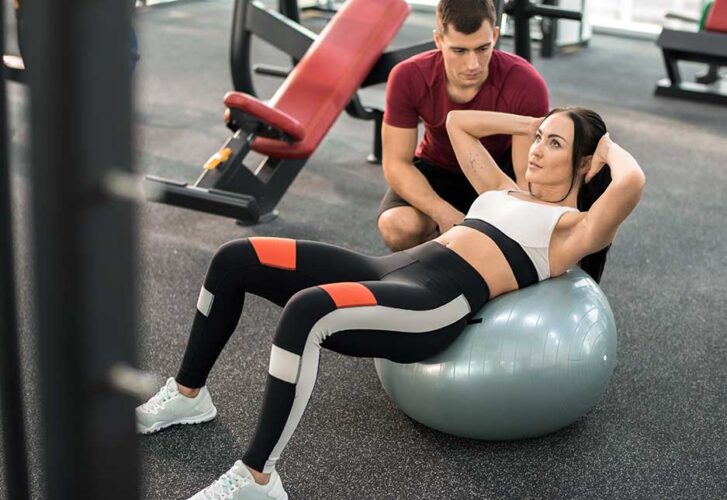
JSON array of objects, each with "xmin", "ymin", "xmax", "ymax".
[{"xmin": 377, "ymin": 151, "xmax": 515, "ymax": 220}]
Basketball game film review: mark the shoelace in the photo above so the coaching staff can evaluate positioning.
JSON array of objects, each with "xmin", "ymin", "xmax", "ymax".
[
  {"xmin": 139, "ymin": 378, "xmax": 177, "ymax": 414},
  {"xmin": 202, "ymin": 470, "xmax": 250, "ymax": 500}
]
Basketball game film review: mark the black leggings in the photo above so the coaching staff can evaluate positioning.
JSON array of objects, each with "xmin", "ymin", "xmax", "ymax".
[{"xmin": 176, "ymin": 238, "xmax": 488, "ymax": 473}]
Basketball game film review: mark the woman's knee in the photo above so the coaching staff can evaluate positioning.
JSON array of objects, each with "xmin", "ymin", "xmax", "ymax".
[
  {"xmin": 274, "ymin": 287, "xmax": 336, "ymax": 351},
  {"xmin": 206, "ymin": 239, "xmax": 257, "ymax": 279}
]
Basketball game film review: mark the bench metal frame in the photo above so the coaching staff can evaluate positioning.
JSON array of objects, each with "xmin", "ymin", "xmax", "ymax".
[{"xmin": 147, "ymin": 127, "xmax": 305, "ymax": 225}]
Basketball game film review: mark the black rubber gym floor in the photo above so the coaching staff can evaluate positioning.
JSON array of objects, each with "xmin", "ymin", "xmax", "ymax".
[{"xmin": 3, "ymin": 0, "xmax": 726, "ymax": 499}]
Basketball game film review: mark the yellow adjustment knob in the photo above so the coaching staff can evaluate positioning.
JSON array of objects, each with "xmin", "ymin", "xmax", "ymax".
[{"xmin": 203, "ymin": 147, "xmax": 233, "ymax": 170}]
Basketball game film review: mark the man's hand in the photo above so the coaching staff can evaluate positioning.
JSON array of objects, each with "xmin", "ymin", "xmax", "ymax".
[{"xmin": 433, "ymin": 205, "xmax": 466, "ymax": 234}]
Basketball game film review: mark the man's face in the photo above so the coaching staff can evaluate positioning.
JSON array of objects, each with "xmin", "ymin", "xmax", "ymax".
[{"xmin": 434, "ymin": 20, "xmax": 499, "ymax": 91}]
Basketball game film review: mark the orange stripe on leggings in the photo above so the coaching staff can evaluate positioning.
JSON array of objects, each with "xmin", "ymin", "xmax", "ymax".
[
  {"xmin": 319, "ymin": 283, "xmax": 377, "ymax": 308},
  {"xmin": 249, "ymin": 237, "xmax": 296, "ymax": 270}
]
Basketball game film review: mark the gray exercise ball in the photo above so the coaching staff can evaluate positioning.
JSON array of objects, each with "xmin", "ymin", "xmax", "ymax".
[{"xmin": 375, "ymin": 267, "xmax": 617, "ymax": 440}]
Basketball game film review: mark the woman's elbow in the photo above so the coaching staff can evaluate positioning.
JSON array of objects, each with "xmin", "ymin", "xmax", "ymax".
[
  {"xmin": 617, "ymin": 167, "xmax": 645, "ymax": 201},
  {"xmin": 629, "ymin": 168, "xmax": 646, "ymax": 201},
  {"xmin": 445, "ymin": 110, "xmax": 462, "ymax": 131}
]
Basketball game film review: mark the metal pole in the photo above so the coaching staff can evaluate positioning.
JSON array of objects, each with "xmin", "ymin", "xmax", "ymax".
[
  {"xmin": 540, "ymin": 0, "xmax": 558, "ymax": 58},
  {"xmin": 504, "ymin": 0, "xmax": 582, "ymax": 61},
  {"xmin": 510, "ymin": 0, "xmax": 533, "ymax": 61},
  {"xmin": 24, "ymin": 0, "xmax": 139, "ymax": 498},
  {"xmin": 0, "ymin": 1, "xmax": 31, "ymax": 497},
  {"xmin": 230, "ymin": 0, "xmax": 255, "ymax": 93}
]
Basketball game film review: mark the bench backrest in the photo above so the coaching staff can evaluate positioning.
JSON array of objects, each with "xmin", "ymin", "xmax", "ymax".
[{"xmin": 252, "ymin": 0, "xmax": 410, "ymax": 159}]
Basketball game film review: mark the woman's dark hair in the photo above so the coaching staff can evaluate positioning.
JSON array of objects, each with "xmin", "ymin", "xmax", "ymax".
[
  {"xmin": 437, "ymin": 0, "xmax": 498, "ymax": 35},
  {"xmin": 543, "ymin": 107, "xmax": 612, "ymax": 283}
]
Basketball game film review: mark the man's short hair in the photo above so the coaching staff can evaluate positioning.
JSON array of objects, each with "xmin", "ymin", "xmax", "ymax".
[{"xmin": 436, "ymin": 0, "xmax": 498, "ymax": 35}]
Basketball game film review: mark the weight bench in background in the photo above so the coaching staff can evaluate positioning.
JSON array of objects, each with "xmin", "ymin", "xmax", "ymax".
[
  {"xmin": 147, "ymin": 0, "xmax": 410, "ymax": 224},
  {"xmin": 655, "ymin": 29, "xmax": 727, "ymax": 105},
  {"xmin": 230, "ymin": 0, "xmax": 434, "ymax": 163},
  {"xmin": 655, "ymin": 1, "xmax": 727, "ymax": 105}
]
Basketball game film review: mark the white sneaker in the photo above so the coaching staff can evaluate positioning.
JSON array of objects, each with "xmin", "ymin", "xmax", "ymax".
[
  {"xmin": 187, "ymin": 461, "xmax": 288, "ymax": 500},
  {"xmin": 136, "ymin": 377, "xmax": 217, "ymax": 434}
]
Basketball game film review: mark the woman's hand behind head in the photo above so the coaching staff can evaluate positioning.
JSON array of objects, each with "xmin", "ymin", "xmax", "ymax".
[{"xmin": 585, "ymin": 133, "xmax": 613, "ymax": 183}]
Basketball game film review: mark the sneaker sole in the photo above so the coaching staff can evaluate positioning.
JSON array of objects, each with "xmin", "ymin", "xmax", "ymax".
[{"xmin": 137, "ymin": 405, "xmax": 218, "ymax": 435}]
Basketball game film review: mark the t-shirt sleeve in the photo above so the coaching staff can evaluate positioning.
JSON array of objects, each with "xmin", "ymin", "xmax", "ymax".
[
  {"xmin": 383, "ymin": 61, "xmax": 421, "ymax": 129},
  {"xmin": 504, "ymin": 64, "xmax": 550, "ymax": 118}
]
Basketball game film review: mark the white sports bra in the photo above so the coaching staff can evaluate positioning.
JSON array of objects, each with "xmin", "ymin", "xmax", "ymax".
[{"xmin": 464, "ymin": 189, "xmax": 579, "ymax": 281}]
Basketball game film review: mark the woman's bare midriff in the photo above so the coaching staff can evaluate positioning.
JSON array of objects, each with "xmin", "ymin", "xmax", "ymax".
[{"xmin": 433, "ymin": 226, "xmax": 520, "ymax": 299}]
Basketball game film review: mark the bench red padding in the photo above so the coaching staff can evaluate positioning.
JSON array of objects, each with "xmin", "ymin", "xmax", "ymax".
[
  {"xmin": 706, "ymin": 0, "xmax": 727, "ymax": 32},
  {"xmin": 224, "ymin": 92, "xmax": 306, "ymax": 141},
  {"xmin": 226, "ymin": 0, "xmax": 410, "ymax": 159}
]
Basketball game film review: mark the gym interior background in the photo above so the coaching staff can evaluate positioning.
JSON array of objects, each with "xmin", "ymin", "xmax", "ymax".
[{"xmin": 1, "ymin": 0, "xmax": 726, "ymax": 498}]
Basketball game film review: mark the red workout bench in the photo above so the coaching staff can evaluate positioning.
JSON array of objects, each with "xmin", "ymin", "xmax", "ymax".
[{"xmin": 147, "ymin": 0, "xmax": 411, "ymax": 224}]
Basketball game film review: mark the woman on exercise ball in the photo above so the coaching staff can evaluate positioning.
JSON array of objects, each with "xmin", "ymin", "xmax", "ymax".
[{"xmin": 137, "ymin": 107, "xmax": 644, "ymax": 500}]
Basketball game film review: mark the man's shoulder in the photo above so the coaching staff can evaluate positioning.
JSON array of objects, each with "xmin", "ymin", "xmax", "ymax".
[
  {"xmin": 400, "ymin": 49, "xmax": 441, "ymax": 67},
  {"xmin": 490, "ymin": 49, "xmax": 545, "ymax": 83},
  {"xmin": 394, "ymin": 49, "xmax": 442, "ymax": 83},
  {"xmin": 486, "ymin": 50, "xmax": 549, "ymax": 112}
]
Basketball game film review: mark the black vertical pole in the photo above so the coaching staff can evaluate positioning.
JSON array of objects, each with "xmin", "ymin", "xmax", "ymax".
[
  {"xmin": 494, "ymin": 0, "xmax": 505, "ymax": 51},
  {"xmin": 279, "ymin": 0, "xmax": 301, "ymax": 23},
  {"xmin": 0, "ymin": 2, "xmax": 31, "ymax": 499},
  {"xmin": 24, "ymin": 0, "xmax": 139, "ymax": 498},
  {"xmin": 230, "ymin": 0, "xmax": 255, "ymax": 93},
  {"xmin": 511, "ymin": 0, "xmax": 533, "ymax": 62},
  {"xmin": 540, "ymin": 0, "xmax": 557, "ymax": 58},
  {"xmin": 504, "ymin": 0, "xmax": 581, "ymax": 62}
]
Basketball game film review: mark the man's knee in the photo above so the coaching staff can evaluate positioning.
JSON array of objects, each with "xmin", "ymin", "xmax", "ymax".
[{"xmin": 378, "ymin": 208, "xmax": 434, "ymax": 251}]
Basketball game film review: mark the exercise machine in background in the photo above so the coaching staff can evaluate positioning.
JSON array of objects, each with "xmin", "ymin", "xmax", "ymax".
[
  {"xmin": 655, "ymin": 0, "xmax": 727, "ymax": 105},
  {"xmin": 498, "ymin": 0, "xmax": 583, "ymax": 62},
  {"xmin": 275, "ymin": 0, "xmax": 588, "ymax": 63},
  {"xmin": 147, "ymin": 0, "xmax": 414, "ymax": 225},
  {"xmin": 500, "ymin": 0, "xmax": 590, "ymax": 59}
]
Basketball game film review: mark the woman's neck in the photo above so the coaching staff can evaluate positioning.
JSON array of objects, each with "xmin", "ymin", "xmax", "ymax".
[{"xmin": 527, "ymin": 182, "xmax": 580, "ymax": 207}]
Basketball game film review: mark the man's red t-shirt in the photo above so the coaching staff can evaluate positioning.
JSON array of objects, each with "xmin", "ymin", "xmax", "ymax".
[{"xmin": 384, "ymin": 49, "xmax": 549, "ymax": 173}]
